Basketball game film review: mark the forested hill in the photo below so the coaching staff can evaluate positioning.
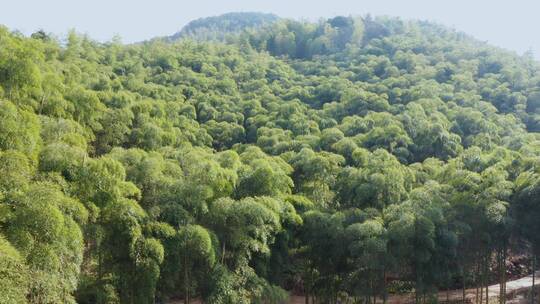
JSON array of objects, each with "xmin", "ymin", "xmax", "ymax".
[
  {"xmin": 1, "ymin": 13, "xmax": 540, "ymax": 304},
  {"xmin": 168, "ymin": 12, "xmax": 279, "ymax": 41}
]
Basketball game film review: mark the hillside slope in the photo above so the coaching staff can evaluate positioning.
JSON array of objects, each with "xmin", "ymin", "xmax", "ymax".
[{"xmin": 0, "ymin": 14, "xmax": 539, "ymax": 304}]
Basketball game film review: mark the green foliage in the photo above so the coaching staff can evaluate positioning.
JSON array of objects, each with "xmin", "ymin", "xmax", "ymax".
[
  {"xmin": 0, "ymin": 236, "xmax": 29, "ymax": 304},
  {"xmin": 3, "ymin": 184, "xmax": 85, "ymax": 304},
  {"xmin": 0, "ymin": 27, "xmax": 43, "ymax": 102},
  {"xmin": 0, "ymin": 12, "xmax": 539, "ymax": 304},
  {"xmin": 0, "ymin": 100, "xmax": 41, "ymax": 158},
  {"xmin": 170, "ymin": 12, "xmax": 279, "ymax": 42},
  {"xmin": 336, "ymin": 149, "xmax": 413, "ymax": 208}
]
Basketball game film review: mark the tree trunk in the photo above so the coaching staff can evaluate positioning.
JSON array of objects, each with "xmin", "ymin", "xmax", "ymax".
[
  {"xmin": 184, "ymin": 255, "xmax": 190, "ymax": 304},
  {"xmin": 370, "ymin": 278, "xmax": 374, "ymax": 304},
  {"xmin": 39, "ymin": 94, "xmax": 45, "ymax": 115},
  {"xmin": 383, "ymin": 268, "xmax": 388, "ymax": 304},
  {"xmin": 486, "ymin": 254, "xmax": 489, "ymax": 304},
  {"xmin": 416, "ymin": 286, "xmax": 420, "ymax": 304},
  {"xmin": 500, "ymin": 251, "xmax": 504, "ymax": 304},
  {"xmin": 445, "ymin": 264, "xmax": 450, "ymax": 303},
  {"xmin": 221, "ymin": 241, "xmax": 226, "ymax": 264},
  {"xmin": 532, "ymin": 254, "xmax": 536, "ymax": 304},
  {"xmin": 499, "ymin": 246, "xmax": 507, "ymax": 304},
  {"xmin": 97, "ymin": 239, "xmax": 103, "ymax": 304},
  {"xmin": 475, "ymin": 259, "xmax": 479, "ymax": 304},
  {"xmin": 462, "ymin": 268, "xmax": 467, "ymax": 304},
  {"xmin": 480, "ymin": 286, "xmax": 483, "ymax": 304},
  {"xmin": 503, "ymin": 243, "xmax": 507, "ymax": 303}
]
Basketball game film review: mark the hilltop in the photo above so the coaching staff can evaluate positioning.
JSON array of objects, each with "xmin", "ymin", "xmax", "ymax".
[{"xmin": 168, "ymin": 12, "xmax": 279, "ymax": 41}]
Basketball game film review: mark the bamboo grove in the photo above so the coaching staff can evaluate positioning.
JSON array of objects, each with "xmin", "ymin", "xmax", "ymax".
[{"xmin": 1, "ymin": 13, "xmax": 540, "ymax": 304}]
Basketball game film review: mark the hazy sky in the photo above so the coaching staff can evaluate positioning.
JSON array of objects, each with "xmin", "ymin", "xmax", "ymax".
[{"xmin": 1, "ymin": 0, "xmax": 538, "ymax": 58}]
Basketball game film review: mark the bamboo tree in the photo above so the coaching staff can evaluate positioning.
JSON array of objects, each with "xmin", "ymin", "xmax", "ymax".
[{"xmin": 532, "ymin": 254, "xmax": 536, "ymax": 304}]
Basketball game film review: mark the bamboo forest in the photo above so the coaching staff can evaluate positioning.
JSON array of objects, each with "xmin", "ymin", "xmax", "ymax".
[{"xmin": 1, "ymin": 11, "xmax": 540, "ymax": 304}]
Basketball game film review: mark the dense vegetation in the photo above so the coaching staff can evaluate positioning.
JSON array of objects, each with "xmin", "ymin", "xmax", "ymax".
[
  {"xmin": 1, "ymin": 13, "xmax": 540, "ymax": 304},
  {"xmin": 168, "ymin": 12, "xmax": 279, "ymax": 42}
]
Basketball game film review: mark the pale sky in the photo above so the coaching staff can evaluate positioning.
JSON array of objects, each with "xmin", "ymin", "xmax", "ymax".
[{"xmin": 1, "ymin": 0, "xmax": 538, "ymax": 58}]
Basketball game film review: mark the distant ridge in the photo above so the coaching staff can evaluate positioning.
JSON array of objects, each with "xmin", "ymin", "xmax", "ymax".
[{"xmin": 169, "ymin": 12, "xmax": 280, "ymax": 41}]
